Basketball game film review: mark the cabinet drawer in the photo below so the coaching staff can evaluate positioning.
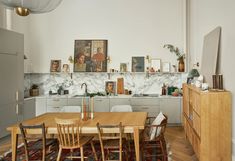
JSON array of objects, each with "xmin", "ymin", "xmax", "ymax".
[
  {"xmin": 68, "ymin": 98, "xmax": 83, "ymax": 106},
  {"xmin": 131, "ymin": 98, "xmax": 159, "ymax": 106},
  {"xmin": 132, "ymin": 105, "xmax": 160, "ymax": 117},
  {"xmin": 47, "ymin": 98, "xmax": 67, "ymax": 106},
  {"xmin": 47, "ymin": 106, "xmax": 63, "ymax": 112},
  {"xmin": 193, "ymin": 111, "xmax": 200, "ymax": 137},
  {"xmin": 109, "ymin": 98, "xmax": 131, "ymax": 107},
  {"xmin": 193, "ymin": 93, "xmax": 200, "ymax": 115}
]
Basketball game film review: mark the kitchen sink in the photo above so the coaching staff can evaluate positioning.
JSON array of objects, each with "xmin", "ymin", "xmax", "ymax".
[{"xmin": 132, "ymin": 94, "xmax": 159, "ymax": 97}]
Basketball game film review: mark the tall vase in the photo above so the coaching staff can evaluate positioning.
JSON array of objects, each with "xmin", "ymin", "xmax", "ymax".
[{"xmin": 178, "ymin": 58, "xmax": 185, "ymax": 72}]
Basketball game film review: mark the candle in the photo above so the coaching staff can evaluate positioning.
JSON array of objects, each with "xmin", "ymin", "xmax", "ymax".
[
  {"xmin": 81, "ymin": 97, "xmax": 84, "ymax": 119},
  {"xmin": 91, "ymin": 97, "xmax": 94, "ymax": 119}
]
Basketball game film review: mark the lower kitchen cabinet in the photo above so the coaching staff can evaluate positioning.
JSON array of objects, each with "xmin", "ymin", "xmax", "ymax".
[
  {"xmin": 23, "ymin": 98, "xmax": 36, "ymax": 120},
  {"xmin": 160, "ymin": 98, "xmax": 181, "ymax": 124},
  {"xmin": 94, "ymin": 98, "xmax": 110, "ymax": 112},
  {"xmin": 35, "ymin": 97, "xmax": 47, "ymax": 116}
]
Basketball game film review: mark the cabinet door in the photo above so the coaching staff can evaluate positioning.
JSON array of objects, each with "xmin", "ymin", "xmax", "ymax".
[
  {"xmin": 35, "ymin": 98, "xmax": 47, "ymax": 116},
  {"xmin": 132, "ymin": 105, "xmax": 160, "ymax": 117},
  {"xmin": 94, "ymin": 98, "xmax": 109, "ymax": 112},
  {"xmin": 68, "ymin": 98, "xmax": 83, "ymax": 106},
  {"xmin": 160, "ymin": 98, "xmax": 181, "ymax": 124},
  {"xmin": 23, "ymin": 98, "xmax": 36, "ymax": 120},
  {"xmin": 109, "ymin": 98, "xmax": 131, "ymax": 109}
]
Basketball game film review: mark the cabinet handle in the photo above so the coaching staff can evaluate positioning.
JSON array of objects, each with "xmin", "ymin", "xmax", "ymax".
[
  {"xmin": 16, "ymin": 104, "xmax": 19, "ymax": 114},
  {"xmin": 95, "ymin": 99, "xmax": 102, "ymax": 102},
  {"xmin": 16, "ymin": 91, "xmax": 19, "ymax": 101},
  {"xmin": 53, "ymin": 106, "xmax": 60, "ymax": 108},
  {"xmin": 142, "ymin": 107, "xmax": 149, "ymax": 110}
]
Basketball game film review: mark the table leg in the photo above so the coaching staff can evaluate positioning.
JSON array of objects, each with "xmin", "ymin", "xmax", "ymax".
[
  {"xmin": 11, "ymin": 129, "xmax": 18, "ymax": 161},
  {"xmin": 133, "ymin": 127, "xmax": 140, "ymax": 161}
]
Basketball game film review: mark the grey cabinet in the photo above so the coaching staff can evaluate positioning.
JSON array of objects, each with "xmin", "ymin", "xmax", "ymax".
[
  {"xmin": 67, "ymin": 98, "xmax": 83, "ymax": 106},
  {"xmin": 23, "ymin": 98, "xmax": 36, "ymax": 120},
  {"xmin": 0, "ymin": 28, "xmax": 24, "ymax": 138},
  {"xmin": 94, "ymin": 98, "xmax": 110, "ymax": 112},
  {"xmin": 160, "ymin": 98, "xmax": 181, "ymax": 124},
  {"xmin": 35, "ymin": 97, "xmax": 47, "ymax": 116},
  {"xmin": 131, "ymin": 98, "xmax": 160, "ymax": 117},
  {"xmin": 46, "ymin": 97, "xmax": 67, "ymax": 112},
  {"xmin": 109, "ymin": 98, "xmax": 131, "ymax": 108}
]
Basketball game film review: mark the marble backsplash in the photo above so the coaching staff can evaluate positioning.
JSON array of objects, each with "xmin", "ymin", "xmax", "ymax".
[{"xmin": 24, "ymin": 72, "xmax": 187, "ymax": 96}]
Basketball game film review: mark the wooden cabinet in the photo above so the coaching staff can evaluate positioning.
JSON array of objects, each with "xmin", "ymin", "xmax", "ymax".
[{"xmin": 183, "ymin": 84, "xmax": 231, "ymax": 161}]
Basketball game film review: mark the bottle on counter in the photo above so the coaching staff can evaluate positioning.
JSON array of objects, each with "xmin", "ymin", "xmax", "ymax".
[{"xmin": 161, "ymin": 83, "xmax": 167, "ymax": 95}]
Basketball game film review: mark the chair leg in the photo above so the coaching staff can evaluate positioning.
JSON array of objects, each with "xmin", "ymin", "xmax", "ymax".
[
  {"xmin": 80, "ymin": 146, "xmax": 84, "ymax": 161},
  {"xmin": 57, "ymin": 147, "xmax": 62, "ymax": 161},
  {"xmin": 90, "ymin": 141, "xmax": 98, "ymax": 161}
]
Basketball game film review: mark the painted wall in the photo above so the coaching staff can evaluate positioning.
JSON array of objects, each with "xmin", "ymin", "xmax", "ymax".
[
  {"xmin": 21, "ymin": 0, "xmax": 185, "ymax": 73},
  {"xmin": 189, "ymin": 0, "xmax": 235, "ymax": 158}
]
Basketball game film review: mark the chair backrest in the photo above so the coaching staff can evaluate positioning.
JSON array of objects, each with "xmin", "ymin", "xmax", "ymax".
[
  {"xmin": 96, "ymin": 122, "xmax": 123, "ymax": 161},
  {"xmin": 55, "ymin": 118, "xmax": 81, "ymax": 148},
  {"xmin": 110, "ymin": 105, "xmax": 133, "ymax": 112},
  {"xmin": 62, "ymin": 106, "xmax": 81, "ymax": 112},
  {"xmin": 19, "ymin": 123, "xmax": 46, "ymax": 161}
]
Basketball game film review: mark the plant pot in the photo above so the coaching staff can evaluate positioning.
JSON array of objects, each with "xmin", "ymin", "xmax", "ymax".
[
  {"xmin": 178, "ymin": 59, "xmax": 185, "ymax": 72},
  {"xmin": 29, "ymin": 89, "xmax": 39, "ymax": 96}
]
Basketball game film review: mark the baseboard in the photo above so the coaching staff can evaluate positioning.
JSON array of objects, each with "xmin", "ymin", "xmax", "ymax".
[{"xmin": 232, "ymin": 139, "xmax": 235, "ymax": 161}]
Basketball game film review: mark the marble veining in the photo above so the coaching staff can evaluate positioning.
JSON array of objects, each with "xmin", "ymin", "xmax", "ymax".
[{"xmin": 24, "ymin": 73, "xmax": 187, "ymax": 96}]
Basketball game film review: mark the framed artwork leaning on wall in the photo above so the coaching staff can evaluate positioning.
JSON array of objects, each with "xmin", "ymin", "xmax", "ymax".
[
  {"xmin": 50, "ymin": 60, "xmax": 61, "ymax": 72},
  {"xmin": 131, "ymin": 56, "xmax": 145, "ymax": 72},
  {"xmin": 74, "ymin": 40, "xmax": 108, "ymax": 72}
]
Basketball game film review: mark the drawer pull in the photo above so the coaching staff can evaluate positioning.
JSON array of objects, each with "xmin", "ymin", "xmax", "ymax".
[{"xmin": 53, "ymin": 106, "xmax": 60, "ymax": 109}]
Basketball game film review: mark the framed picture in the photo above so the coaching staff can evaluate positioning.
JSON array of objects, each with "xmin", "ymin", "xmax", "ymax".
[
  {"xmin": 105, "ymin": 81, "xmax": 116, "ymax": 95},
  {"xmin": 120, "ymin": 63, "xmax": 127, "ymax": 72},
  {"xmin": 62, "ymin": 64, "xmax": 70, "ymax": 73},
  {"xmin": 50, "ymin": 60, "xmax": 61, "ymax": 72},
  {"xmin": 150, "ymin": 59, "xmax": 161, "ymax": 72},
  {"xmin": 74, "ymin": 40, "xmax": 108, "ymax": 72},
  {"xmin": 162, "ymin": 62, "xmax": 170, "ymax": 73},
  {"xmin": 131, "ymin": 56, "xmax": 145, "ymax": 72}
]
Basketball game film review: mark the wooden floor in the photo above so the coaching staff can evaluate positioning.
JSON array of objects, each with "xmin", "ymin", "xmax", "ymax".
[{"xmin": 0, "ymin": 126, "xmax": 198, "ymax": 161}]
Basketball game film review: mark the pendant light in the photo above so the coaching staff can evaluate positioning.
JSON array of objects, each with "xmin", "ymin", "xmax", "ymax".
[{"xmin": 0, "ymin": 0, "xmax": 62, "ymax": 16}]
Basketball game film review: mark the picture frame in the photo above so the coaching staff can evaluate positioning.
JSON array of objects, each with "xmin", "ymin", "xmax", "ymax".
[
  {"xmin": 162, "ymin": 62, "xmax": 170, "ymax": 73},
  {"xmin": 62, "ymin": 64, "xmax": 70, "ymax": 73},
  {"xmin": 50, "ymin": 60, "xmax": 61, "ymax": 72},
  {"xmin": 120, "ymin": 63, "xmax": 127, "ymax": 72},
  {"xmin": 105, "ymin": 81, "xmax": 116, "ymax": 95},
  {"xmin": 150, "ymin": 58, "xmax": 161, "ymax": 72},
  {"xmin": 74, "ymin": 40, "xmax": 108, "ymax": 72},
  {"xmin": 131, "ymin": 56, "xmax": 145, "ymax": 72}
]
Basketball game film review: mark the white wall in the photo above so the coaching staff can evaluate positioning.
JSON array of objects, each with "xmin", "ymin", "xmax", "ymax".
[
  {"xmin": 189, "ymin": 0, "xmax": 235, "ymax": 159},
  {"xmin": 22, "ymin": 0, "xmax": 185, "ymax": 73}
]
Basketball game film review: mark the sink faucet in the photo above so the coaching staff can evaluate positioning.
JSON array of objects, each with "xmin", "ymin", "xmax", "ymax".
[{"xmin": 81, "ymin": 83, "xmax": 88, "ymax": 96}]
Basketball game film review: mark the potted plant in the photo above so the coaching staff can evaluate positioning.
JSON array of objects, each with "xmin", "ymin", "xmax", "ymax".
[
  {"xmin": 29, "ymin": 84, "xmax": 39, "ymax": 96},
  {"xmin": 163, "ymin": 44, "xmax": 185, "ymax": 72}
]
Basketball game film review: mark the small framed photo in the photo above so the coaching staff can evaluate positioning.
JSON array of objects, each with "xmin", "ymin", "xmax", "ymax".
[
  {"xmin": 132, "ymin": 56, "xmax": 145, "ymax": 72},
  {"xmin": 105, "ymin": 81, "xmax": 116, "ymax": 95},
  {"xmin": 120, "ymin": 63, "xmax": 127, "ymax": 72},
  {"xmin": 50, "ymin": 60, "xmax": 61, "ymax": 72},
  {"xmin": 162, "ymin": 62, "xmax": 170, "ymax": 73},
  {"xmin": 150, "ymin": 59, "xmax": 161, "ymax": 72},
  {"xmin": 62, "ymin": 64, "xmax": 70, "ymax": 73}
]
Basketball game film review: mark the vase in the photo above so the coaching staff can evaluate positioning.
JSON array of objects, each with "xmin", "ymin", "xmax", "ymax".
[{"xmin": 178, "ymin": 58, "xmax": 185, "ymax": 72}]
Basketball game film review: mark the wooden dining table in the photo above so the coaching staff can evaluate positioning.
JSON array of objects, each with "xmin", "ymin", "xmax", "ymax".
[{"xmin": 7, "ymin": 112, "xmax": 147, "ymax": 161}]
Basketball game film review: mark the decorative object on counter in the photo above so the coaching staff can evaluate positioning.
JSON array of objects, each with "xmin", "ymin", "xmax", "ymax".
[
  {"xmin": 90, "ymin": 97, "xmax": 94, "ymax": 119},
  {"xmin": 132, "ymin": 56, "xmax": 145, "ymax": 72},
  {"xmin": 0, "ymin": 0, "xmax": 62, "ymax": 16},
  {"xmin": 187, "ymin": 68, "xmax": 200, "ymax": 84},
  {"xmin": 172, "ymin": 65, "xmax": 177, "ymax": 72},
  {"xmin": 29, "ymin": 84, "xmax": 39, "ymax": 96},
  {"xmin": 128, "ymin": 90, "xmax": 132, "ymax": 95},
  {"xmin": 120, "ymin": 63, "xmax": 127, "ymax": 72},
  {"xmin": 62, "ymin": 64, "xmax": 70, "ymax": 73},
  {"xmin": 212, "ymin": 74, "xmax": 224, "ymax": 90},
  {"xmin": 117, "ymin": 78, "xmax": 124, "ymax": 94},
  {"xmin": 201, "ymin": 83, "xmax": 209, "ymax": 91},
  {"xmin": 74, "ymin": 40, "xmax": 108, "ymax": 72},
  {"xmin": 150, "ymin": 58, "xmax": 161, "ymax": 72},
  {"xmin": 161, "ymin": 83, "xmax": 167, "ymax": 95},
  {"xmin": 64, "ymin": 90, "xmax": 69, "ymax": 94},
  {"xmin": 105, "ymin": 81, "xmax": 116, "ymax": 95},
  {"xmin": 68, "ymin": 56, "xmax": 74, "ymax": 63},
  {"xmin": 50, "ymin": 60, "xmax": 61, "ymax": 73},
  {"xmin": 57, "ymin": 86, "xmax": 64, "ymax": 95},
  {"xmin": 162, "ymin": 62, "xmax": 170, "ymax": 73},
  {"xmin": 163, "ymin": 44, "xmax": 185, "ymax": 72},
  {"xmin": 167, "ymin": 86, "xmax": 178, "ymax": 96}
]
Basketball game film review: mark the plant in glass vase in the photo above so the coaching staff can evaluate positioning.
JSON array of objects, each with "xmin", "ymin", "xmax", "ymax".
[{"xmin": 163, "ymin": 44, "xmax": 185, "ymax": 72}]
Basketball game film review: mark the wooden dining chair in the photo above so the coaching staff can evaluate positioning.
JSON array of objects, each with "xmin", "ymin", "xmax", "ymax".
[
  {"xmin": 141, "ymin": 114, "xmax": 168, "ymax": 161},
  {"xmin": 96, "ymin": 122, "xmax": 129, "ymax": 161},
  {"xmin": 19, "ymin": 123, "xmax": 58, "ymax": 161},
  {"xmin": 55, "ymin": 118, "xmax": 97, "ymax": 161}
]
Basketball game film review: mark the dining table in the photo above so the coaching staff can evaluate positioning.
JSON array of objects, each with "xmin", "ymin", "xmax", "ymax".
[{"xmin": 7, "ymin": 112, "xmax": 147, "ymax": 161}]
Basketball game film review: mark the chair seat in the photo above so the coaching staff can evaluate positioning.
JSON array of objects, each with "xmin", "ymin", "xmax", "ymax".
[{"xmin": 27, "ymin": 138, "xmax": 57, "ymax": 150}]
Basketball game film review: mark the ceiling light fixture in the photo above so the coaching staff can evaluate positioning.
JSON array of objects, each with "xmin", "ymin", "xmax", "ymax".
[{"xmin": 0, "ymin": 0, "xmax": 62, "ymax": 16}]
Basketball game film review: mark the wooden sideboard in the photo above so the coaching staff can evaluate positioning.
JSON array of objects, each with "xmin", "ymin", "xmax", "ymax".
[{"xmin": 183, "ymin": 84, "xmax": 231, "ymax": 161}]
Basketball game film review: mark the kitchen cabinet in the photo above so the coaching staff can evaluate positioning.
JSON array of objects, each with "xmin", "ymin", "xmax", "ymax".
[
  {"xmin": 131, "ymin": 98, "xmax": 160, "ymax": 117},
  {"xmin": 46, "ymin": 97, "xmax": 67, "ymax": 112},
  {"xmin": 35, "ymin": 97, "xmax": 47, "ymax": 116},
  {"xmin": 23, "ymin": 98, "xmax": 36, "ymax": 120},
  {"xmin": 109, "ymin": 98, "xmax": 131, "ymax": 108},
  {"xmin": 94, "ymin": 98, "xmax": 109, "ymax": 112},
  {"xmin": 160, "ymin": 98, "xmax": 181, "ymax": 124},
  {"xmin": 0, "ymin": 28, "xmax": 24, "ymax": 138},
  {"xmin": 68, "ymin": 98, "xmax": 83, "ymax": 106}
]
